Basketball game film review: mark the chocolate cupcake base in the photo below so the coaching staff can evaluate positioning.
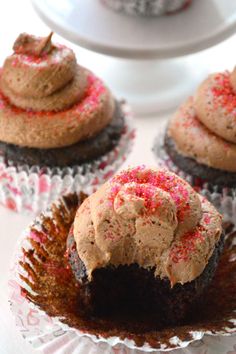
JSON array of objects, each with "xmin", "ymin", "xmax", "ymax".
[
  {"xmin": 67, "ymin": 228, "xmax": 225, "ymax": 326},
  {"xmin": 10, "ymin": 194, "xmax": 236, "ymax": 352},
  {"xmin": 164, "ymin": 134, "xmax": 236, "ymax": 189}
]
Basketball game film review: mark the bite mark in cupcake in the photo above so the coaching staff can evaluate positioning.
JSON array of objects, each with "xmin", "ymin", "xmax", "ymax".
[
  {"xmin": 67, "ymin": 166, "xmax": 223, "ymax": 323},
  {"xmin": 63, "ymin": 166, "xmax": 224, "ymax": 324}
]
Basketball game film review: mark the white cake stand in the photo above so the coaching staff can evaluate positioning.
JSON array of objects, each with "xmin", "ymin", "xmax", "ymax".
[{"xmin": 32, "ymin": 0, "xmax": 236, "ymax": 114}]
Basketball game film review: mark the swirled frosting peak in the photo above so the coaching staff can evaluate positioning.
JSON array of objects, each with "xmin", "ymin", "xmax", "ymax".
[
  {"xmin": 168, "ymin": 66, "xmax": 236, "ymax": 172},
  {"xmin": 0, "ymin": 32, "xmax": 115, "ymax": 149},
  {"xmin": 0, "ymin": 32, "xmax": 87, "ymax": 111},
  {"xmin": 13, "ymin": 32, "xmax": 54, "ymax": 56},
  {"xmin": 74, "ymin": 166, "xmax": 222, "ymax": 285},
  {"xmin": 194, "ymin": 70, "xmax": 236, "ymax": 145}
]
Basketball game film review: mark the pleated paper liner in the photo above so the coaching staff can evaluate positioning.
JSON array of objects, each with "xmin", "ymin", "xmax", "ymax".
[
  {"xmin": 101, "ymin": 0, "xmax": 191, "ymax": 16},
  {"xmin": 8, "ymin": 193, "xmax": 236, "ymax": 353},
  {"xmin": 0, "ymin": 102, "xmax": 135, "ymax": 214},
  {"xmin": 153, "ymin": 132, "xmax": 236, "ymax": 225}
]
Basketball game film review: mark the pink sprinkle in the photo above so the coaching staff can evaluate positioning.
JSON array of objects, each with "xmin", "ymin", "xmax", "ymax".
[
  {"xmin": 11, "ymin": 59, "xmax": 18, "ymax": 67},
  {"xmin": 170, "ymin": 225, "xmax": 205, "ymax": 263},
  {"xmin": 109, "ymin": 166, "xmax": 190, "ymax": 219},
  {"xmin": 211, "ymin": 72, "xmax": 236, "ymax": 115},
  {"xmin": 203, "ymin": 214, "xmax": 211, "ymax": 224},
  {"xmin": 75, "ymin": 74, "xmax": 106, "ymax": 116}
]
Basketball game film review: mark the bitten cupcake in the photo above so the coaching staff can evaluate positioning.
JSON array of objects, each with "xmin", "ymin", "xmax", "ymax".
[
  {"xmin": 101, "ymin": 0, "xmax": 192, "ymax": 16},
  {"xmin": 156, "ymin": 67, "xmax": 236, "ymax": 222},
  {"xmin": 0, "ymin": 33, "xmax": 134, "ymax": 213},
  {"xmin": 67, "ymin": 166, "xmax": 223, "ymax": 325}
]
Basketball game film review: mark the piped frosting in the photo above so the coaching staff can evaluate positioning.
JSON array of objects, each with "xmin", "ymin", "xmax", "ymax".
[
  {"xmin": 168, "ymin": 67, "xmax": 236, "ymax": 172},
  {"xmin": 0, "ymin": 32, "xmax": 84, "ymax": 111},
  {"xmin": 73, "ymin": 166, "xmax": 222, "ymax": 286},
  {"xmin": 0, "ymin": 33, "xmax": 115, "ymax": 148}
]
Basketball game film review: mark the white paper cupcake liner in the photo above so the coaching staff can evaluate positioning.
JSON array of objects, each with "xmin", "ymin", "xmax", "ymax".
[
  {"xmin": 0, "ymin": 103, "xmax": 135, "ymax": 214},
  {"xmin": 153, "ymin": 132, "xmax": 236, "ymax": 224},
  {"xmin": 101, "ymin": 0, "xmax": 191, "ymax": 16},
  {"xmin": 8, "ymin": 197, "xmax": 236, "ymax": 354}
]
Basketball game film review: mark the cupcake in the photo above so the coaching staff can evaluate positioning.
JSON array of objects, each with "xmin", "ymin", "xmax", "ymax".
[
  {"xmin": 67, "ymin": 166, "xmax": 223, "ymax": 325},
  {"xmin": 0, "ymin": 32, "xmax": 134, "ymax": 213},
  {"xmin": 101, "ymin": 0, "xmax": 192, "ymax": 16},
  {"xmin": 13, "ymin": 166, "xmax": 236, "ymax": 352},
  {"xmin": 157, "ymin": 67, "xmax": 236, "ymax": 222}
]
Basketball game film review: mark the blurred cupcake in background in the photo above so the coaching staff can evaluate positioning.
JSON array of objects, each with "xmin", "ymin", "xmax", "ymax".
[
  {"xmin": 101, "ymin": 0, "xmax": 192, "ymax": 16},
  {"xmin": 154, "ymin": 67, "xmax": 236, "ymax": 223},
  {"xmin": 0, "ymin": 33, "xmax": 134, "ymax": 213}
]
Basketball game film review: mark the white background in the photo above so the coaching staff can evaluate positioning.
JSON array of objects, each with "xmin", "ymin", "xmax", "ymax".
[{"xmin": 0, "ymin": 1, "xmax": 236, "ymax": 353}]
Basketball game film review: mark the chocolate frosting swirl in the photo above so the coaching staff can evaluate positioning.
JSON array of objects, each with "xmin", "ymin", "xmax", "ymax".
[
  {"xmin": 168, "ymin": 98, "xmax": 236, "ymax": 172},
  {"xmin": 0, "ymin": 33, "xmax": 87, "ymax": 111},
  {"xmin": 0, "ymin": 33, "xmax": 115, "ymax": 149},
  {"xmin": 195, "ymin": 71, "xmax": 236, "ymax": 144},
  {"xmin": 74, "ymin": 166, "xmax": 222, "ymax": 286},
  {"xmin": 168, "ymin": 67, "xmax": 236, "ymax": 172}
]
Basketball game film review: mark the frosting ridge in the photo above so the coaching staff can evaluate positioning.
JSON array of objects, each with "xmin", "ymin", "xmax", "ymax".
[
  {"xmin": 195, "ymin": 72, "xmax": 236, "ymax": 144},
  {"xmin": 168, "ymin": 98, "xmax": 236, "ymax": 172},
  {"xmin": 0, "ymin": 32, "xmax": 86, "ymax": 111},
  {"xmin": 0, "ymin": 33, "xmax": 115, "ymax": 148},
  {"xmin": 168, "ymin": 67, "xmax": 236, "ymax": 172}
]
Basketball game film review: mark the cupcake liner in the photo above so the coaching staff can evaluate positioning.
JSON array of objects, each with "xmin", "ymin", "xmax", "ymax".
[
  {"xmin": 0, "ymin": 103, "xmax": 135, "ymax": 214},
  {"xmin": 8, "ymin": 194, "xmax": 236, "ymax": 353},
  {"xmin": 101, "ymin": 0, "xmax": 191, "ymax": 16},
  {"xmin": 153, "ymin": 131, "xmax": 236, "ymax": 224}
]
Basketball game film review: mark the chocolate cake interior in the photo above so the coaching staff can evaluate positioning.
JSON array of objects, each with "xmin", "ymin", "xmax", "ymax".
[{"xmin": 67, "ymin": 230, "xmax": 225, "ymax": 326}]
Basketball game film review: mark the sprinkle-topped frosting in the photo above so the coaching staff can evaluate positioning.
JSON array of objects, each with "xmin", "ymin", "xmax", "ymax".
[
  {"xmin": 167, "ymin": 67, "xmax": 236, "ymax": 172},
  {"xmin": 168, "ymin": 98, "xmax": 236, "ymax": 172},
  {"xmin": 0, "ymin": 33, "xmax": 115, "ymax": 148},
  {"xmin": 73, "ymin": 166, "xmax": 222, "ymax": 286},
  {"xmin": 195, "ymin": 71, "xmax": 236, "ymax": 144},
  {"xmin": 1, "ymin": 32, "xmax": 81, "ymax": 109}
]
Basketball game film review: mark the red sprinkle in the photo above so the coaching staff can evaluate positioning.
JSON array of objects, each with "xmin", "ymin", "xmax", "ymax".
[
  {"xmin": 211, "ymin": 72, "xmax": 236, "ymax": 116},
  {"xmin": 203, "ymin": 214, "xmax": 211, "ymax": 225},
  {"xmin": 170, "ymin": 225, "xmax": 205, "ymax": 263},
  {"xmin": 110, "ymin": 166, "xmax": 190, "ymax": 220},
  {"xmin": 0, "ymin": 73, "xmax": 106, "ymax": 119}
]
